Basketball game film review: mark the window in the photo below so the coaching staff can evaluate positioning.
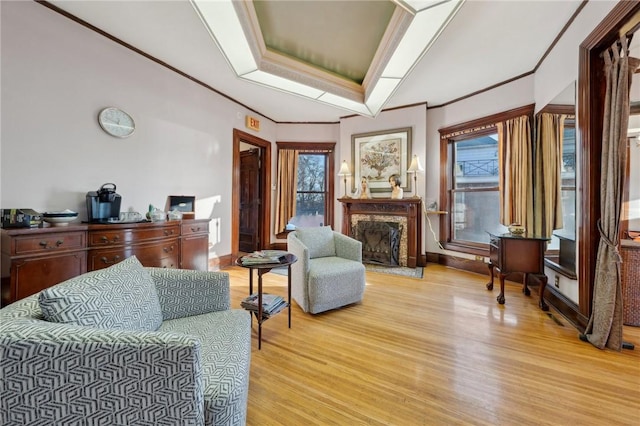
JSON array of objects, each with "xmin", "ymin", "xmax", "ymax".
[
  {"xmin": 291, "ymin": 154, "xmax": 327, "ymax": 228},
  {"xmin": 452, "ymin": 132, "xmax": 504, "ymax": 245},
  {"xmin": 439, "ymin": 105, "xmax": 533, "ymax": 255},
  {"xmin": 275, "ymin": 142, "xmax": 335, "ymax": 237}
]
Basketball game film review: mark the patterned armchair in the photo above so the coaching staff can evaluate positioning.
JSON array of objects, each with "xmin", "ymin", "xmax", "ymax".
[
  {"xmin": 0, "ymin": 256, "xmax": 251, "ymax": 426},
  {"xmin": 287, "ymin": 226, "xmax": 366, "ymax": 314}
]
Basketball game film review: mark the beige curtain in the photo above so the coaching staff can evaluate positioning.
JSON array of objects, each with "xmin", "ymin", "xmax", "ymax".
[
  {"xmin": 274, "ymin": 149, "xmax": 298, "ymax": 234},
  {"xmin": 498, "ymin": 115, "xmax": 534, "ymax": 233},
  {"xmin": 583, "ymin": 37, "xmax": 640, "ymax": 350},
  {"xmin": 533, "ymin": 113, "xmax": 567, "ymax": 238}
]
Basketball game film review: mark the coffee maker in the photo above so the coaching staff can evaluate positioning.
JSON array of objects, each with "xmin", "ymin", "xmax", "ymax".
[{"xmin": 86, "ymin": 183, "xmax": 122, "ymax": 222}]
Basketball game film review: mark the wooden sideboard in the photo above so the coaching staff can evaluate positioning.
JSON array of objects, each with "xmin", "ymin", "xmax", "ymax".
[
  {"xmin": 1, "ymin": 219, "xmax": 210, "ymax": 306},
  {"xmin": 338, "ymin": 197, "xmax": 423, "ymax": 268}
]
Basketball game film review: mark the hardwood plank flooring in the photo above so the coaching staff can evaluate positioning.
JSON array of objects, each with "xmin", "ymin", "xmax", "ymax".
[{"xmin": 225, "ymin": 264, "xmax": 640, "ymax": 425}]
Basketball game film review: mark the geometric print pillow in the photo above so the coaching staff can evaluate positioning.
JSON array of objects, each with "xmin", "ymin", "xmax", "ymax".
[
  {"xmin": 39, "ymin": 255, "xmax": 163, "ymax": 331},
  {"xmin": 295, "ymin": 226, "xmax": 336, "ymax": 259}
]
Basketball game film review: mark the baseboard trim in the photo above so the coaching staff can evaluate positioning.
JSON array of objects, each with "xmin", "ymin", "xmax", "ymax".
[{"xmin": 209, "ymin": 254, "xmax": 233, "ymax": 270}]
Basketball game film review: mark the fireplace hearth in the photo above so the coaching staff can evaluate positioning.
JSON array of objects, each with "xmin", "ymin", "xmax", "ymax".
[{"xmin": 357, "ymin": 221, "xmax": 401, "ymax": 266}]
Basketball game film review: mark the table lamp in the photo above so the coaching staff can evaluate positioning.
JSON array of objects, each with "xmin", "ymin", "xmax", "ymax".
[
  {"xmin": 338, "ymin": 161, "xmax": 351, "ymax": 198},
  {"xmin": 407, "ymin": 155, "xmax": 424, "ymax": 198}
]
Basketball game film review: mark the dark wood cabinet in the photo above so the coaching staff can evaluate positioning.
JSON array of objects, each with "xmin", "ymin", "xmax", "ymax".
[
  {"xmin": 1, "ymin": 219, "xmax": 210, "ymax": 306},
  {"xmin": 87, "ymin": 221, "xmax": 180, "ymax": 271},
  {"xmin": 180, "ymin": 219, "xmax": 210, "ymax": 270},
  {"xmin": 1, "ymin": 225, "xmax": 88, "ymax": 305},
  {"xmin": 486, "ymin": 232, "xmax": 550, "ymax": 311}
]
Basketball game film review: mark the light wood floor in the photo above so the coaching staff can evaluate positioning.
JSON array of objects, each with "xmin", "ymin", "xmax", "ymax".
[{"xmin": 225, "ymin": 264, "xmax": 640, "ymax": 426}]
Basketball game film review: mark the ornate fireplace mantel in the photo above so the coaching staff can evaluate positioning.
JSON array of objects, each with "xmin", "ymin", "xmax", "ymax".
[{"xmin": 338, "ymin": 198, "xmax": 423, "ymax": 268}]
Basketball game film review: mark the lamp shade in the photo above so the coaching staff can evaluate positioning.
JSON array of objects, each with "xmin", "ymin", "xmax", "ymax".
[
  {"xmin": 407, "ymin": 155, "xmax": 424, "ymax": 172},
  {"xmin": 338, "ymin": 161, "xmax": 351, "ymax": 176}
]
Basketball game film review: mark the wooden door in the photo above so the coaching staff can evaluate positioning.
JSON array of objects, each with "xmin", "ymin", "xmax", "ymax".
[{"xmin": 239, "ymin": 148, "xmax": 261, "ymax": 252}]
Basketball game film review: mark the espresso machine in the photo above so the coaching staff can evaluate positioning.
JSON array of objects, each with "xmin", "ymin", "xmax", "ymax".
[{"xmin": 86, "ymin": 183, "xmax": 122, "ymax": 222}]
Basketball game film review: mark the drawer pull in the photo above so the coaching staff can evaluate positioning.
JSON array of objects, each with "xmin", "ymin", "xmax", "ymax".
[
  {"xmin": 163, "ymin": 245, "xmax": 175, "ymax": 253},
  {"xmin": 100, "ymin": 255, "xmax": 121, "ymax": 265},
  {"xmin": 39, "ymin": 240, "xmax": 63, "ymax": 249},
  {"xmin": 190, "ymin": 227, "xmax": 201, "ymax": 232},
  {"xmin": 100, "ymin": 235, "xmax": 120, "ymax": 244},
  {"xmin": 163, "ymin": 230, "xmax": 175, "ymax": 236}
]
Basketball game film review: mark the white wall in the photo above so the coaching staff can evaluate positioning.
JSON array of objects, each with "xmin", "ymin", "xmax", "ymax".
[{"xmin": 0, "ymin": 1, "xmax": 276, "ymax": 259}]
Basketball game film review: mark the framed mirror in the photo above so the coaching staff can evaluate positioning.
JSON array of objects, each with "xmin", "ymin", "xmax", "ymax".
[{"xmin": 535, "ymin": 82, "xmax": 576, "ymax": 277}]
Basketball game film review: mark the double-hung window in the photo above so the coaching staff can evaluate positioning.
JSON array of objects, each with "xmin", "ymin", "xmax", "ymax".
[
  {"xmin": 293, "ymin": 153, "xmax": 329, "ymax": 228},
  {"xmin": 275, "ymin": 142, "xmax": 335, "ymax": 237},
  {"xmin": 439, "ymin": 106, "xmax": 533, "ymax": 255}
]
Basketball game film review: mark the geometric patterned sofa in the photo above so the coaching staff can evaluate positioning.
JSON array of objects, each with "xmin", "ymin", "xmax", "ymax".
[{"xmin": 0, "ymin": 256, "xmax": 251, "ymax": 426}]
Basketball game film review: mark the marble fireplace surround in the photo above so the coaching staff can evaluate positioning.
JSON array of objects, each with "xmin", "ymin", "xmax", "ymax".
[{"xmin": 338, "ymin": 198, "xmax": 423, "ymax": 268}]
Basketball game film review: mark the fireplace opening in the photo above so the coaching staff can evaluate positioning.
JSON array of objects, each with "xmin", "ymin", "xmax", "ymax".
[{"xmin": 356, "ymin": 221, "xmax": 401, "ymax": 266}]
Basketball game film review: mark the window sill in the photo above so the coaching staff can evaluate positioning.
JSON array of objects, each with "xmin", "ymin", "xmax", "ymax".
[
  {"xmin": 544, "ymin": 257, "xmax": 577, "ymax": 280},
  {"xmin": 441, "ymin": 241, "xmax": 489, "ymax": 257}
]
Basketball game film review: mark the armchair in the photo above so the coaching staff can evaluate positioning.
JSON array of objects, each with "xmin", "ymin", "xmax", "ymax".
[{"xmin": 287, "ymin": 226, "xmax": 365, "ymax": 314}]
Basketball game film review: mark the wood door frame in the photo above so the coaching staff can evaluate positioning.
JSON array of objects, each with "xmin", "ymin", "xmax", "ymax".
[
  {"xmin": 232, "ymin": 129, "xmax": 271, "ymax": 261},
  {"xmin": 577, "ymin": 1, "xmax": 640, "ymax": 328}
]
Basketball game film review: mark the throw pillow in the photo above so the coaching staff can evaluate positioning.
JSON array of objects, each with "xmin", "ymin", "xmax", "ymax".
[
  {"xmin": 296, "ymin": 226, "xmax": 336, "ymax": 259},
  {"xmin": 39, "ymin": 255, "xmax": 163, "ymax": 331}
]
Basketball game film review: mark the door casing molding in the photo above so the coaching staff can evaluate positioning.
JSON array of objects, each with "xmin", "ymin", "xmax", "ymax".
[{"xmin": 232, "ymin": 129, "xmax": 272, "ymax": 260}]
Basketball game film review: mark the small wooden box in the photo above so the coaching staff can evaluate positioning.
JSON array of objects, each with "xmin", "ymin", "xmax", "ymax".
[{"xmin": 166, "ymin": 196, "xmax": 195, "ymax": 218}]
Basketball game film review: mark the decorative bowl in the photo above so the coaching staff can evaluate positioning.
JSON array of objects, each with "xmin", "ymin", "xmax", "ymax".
[
  {"xmin": 43, "ymin": 210, "xmax": 78, "ymax": 227},
  {"xmin": 149, "ymin": 211, "xmax": 166, "ymax": 222},
  {"xmin": 508, "ymin": 224, "xmax": 526, "ymax": 235}
]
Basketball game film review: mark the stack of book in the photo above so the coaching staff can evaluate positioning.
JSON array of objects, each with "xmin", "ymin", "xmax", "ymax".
[
  {"xmin": 240, "ymin": 250, "xmax": 288, "ymax": 266},
  {"xmin": 241, "ymin": 293, "xmax": 287, "ymax": 318}
]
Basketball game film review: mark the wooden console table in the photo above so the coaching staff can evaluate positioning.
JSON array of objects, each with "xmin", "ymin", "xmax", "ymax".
[
  {"xmin": 486, "ymin": 232, "xmax": 550, "ymax": 311},
  {"xmin": 1, "ymin": 219, "xmax": 210, "ymax": 306},
  {"xmin": 338, "ymin": 198, "xmax": 423, "ymax": 268}
]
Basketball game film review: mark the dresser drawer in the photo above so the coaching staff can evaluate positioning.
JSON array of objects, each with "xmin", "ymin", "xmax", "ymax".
[
  {"xmin": 89, "ymin": 239, "xmax": 179, "ymax": 270},
  {"xmin": 88, "ymin": 225, "xmax": 179, "ymax": 247},
  {"xmin": 13, "ymin": 232, "xmax": 86, "ymax": 255},
  {"xmin": 181, "ymin": 221, "xmax": 209, "ymax": 236}
]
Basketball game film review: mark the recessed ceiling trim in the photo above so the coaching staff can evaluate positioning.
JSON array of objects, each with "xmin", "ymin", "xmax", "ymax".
[
  {"xmin": 191, "ymin": 0, "xmax": 257, "ymax": 75},
  {"xmin": 395, "ymin": 0, "xmax": 455, "ymax": 14},
  {"xmin": 259, "ymin": 50, "xmax": 364, "ymax": 102},
  {"xmin": 362, "ymin": 7, "xmax": 414, "ymax": 99},
  {"xmin": 383, "ymin": 0, "xmax": 464, "ymax": 78},
  {"xmin": 191, "ymin": 0, "xmax": 464, "ymax": 117}
]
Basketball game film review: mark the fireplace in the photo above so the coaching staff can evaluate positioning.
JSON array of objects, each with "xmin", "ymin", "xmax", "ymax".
[
  {"xmin": 357, "ymin": 221, "xmax": 401, "ymax": 266},
  {"xmin": 338, "ymin": 198, "xmax": 423, "ymax": 268}
]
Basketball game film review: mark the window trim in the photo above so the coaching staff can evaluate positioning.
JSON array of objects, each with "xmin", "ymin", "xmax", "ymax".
[
  {"xmin": 275, "ymin": 142, "xmax": 336, "ymax": 238},
  {"xmin": 438, "ymin": 104, "xmax": 534, "ymax": 255}
]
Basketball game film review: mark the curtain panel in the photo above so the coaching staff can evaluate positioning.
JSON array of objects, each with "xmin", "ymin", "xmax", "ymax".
[
  {"xmin": 533, "ymin": 113, "xmax": 567, "ymax": 238},
  {"xmin": 583, "ymin": 36, "xmax": 640, "ymax": 350},
  {"xmin": 498, "ymin": 115, "xmax": 534, "ymax": 234},
  {"xmin": 274, "ymin": 150, "xmax": 298, "ymax": 234}
]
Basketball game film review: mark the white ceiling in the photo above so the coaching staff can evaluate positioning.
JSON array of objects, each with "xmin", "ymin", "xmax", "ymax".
[{"xmin": 48, "ymin": 0, "xmax": 585, "ymax": 123}]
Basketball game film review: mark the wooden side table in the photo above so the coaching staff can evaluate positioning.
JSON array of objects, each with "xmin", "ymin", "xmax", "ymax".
[
  {"xmin": 486, "ymin": 232, "xmax": 551, "ymax": 311},
  {"xmin": 236, "ymin": 253, "xmax": 297, "ymax": 349}
]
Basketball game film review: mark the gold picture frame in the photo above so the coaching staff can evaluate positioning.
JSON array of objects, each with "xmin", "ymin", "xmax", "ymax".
[{"xmin": 351, "ymin": 127, "xmax": 412, "ymax": 194}]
